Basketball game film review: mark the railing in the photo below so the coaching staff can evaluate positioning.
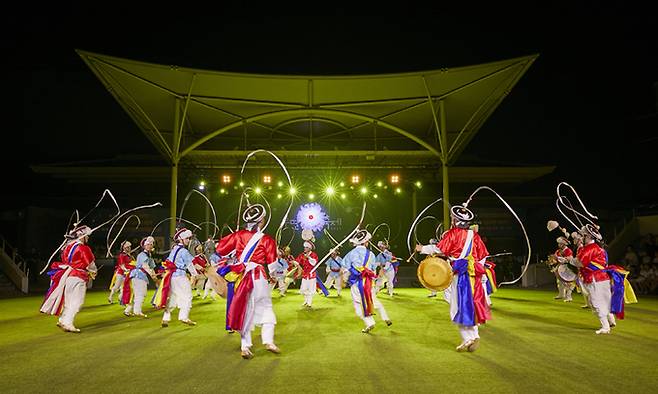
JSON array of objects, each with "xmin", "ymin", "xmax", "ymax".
[{"xmin": 0, "ymin": 235, "xmax": 29, "ymax": 293}]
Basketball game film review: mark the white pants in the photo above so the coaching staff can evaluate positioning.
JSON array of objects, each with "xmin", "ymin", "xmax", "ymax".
[
  {"xmin": 163, "ymin": 276, "xmax": 193, "ymax": 322},
  {"xmin": 270, "ymin": 276, "xmax": 289, "ymax": 295},
  {"xmin": 579, "ymin": 278, "xmax": 592, "ymax": 306},
  {"xmin": 375, "ymin": 270, "xmax": 396, "ymax": 296},
  {"xmin": 300, "ymin": 278, "xmax": 316, "ymax": 306},
  {"xmin": 324, "ymin": 273, "xmax": 342, "ymax": 295},
  {"xmin": 124, "ymin": 278, "xmax": 148, "ymax": 315},
  {"xmin": 482, "ymin": 276, "xmax": 492, "ymax": 306},
  {"xmin": 109, "ymin": 274, "xmax": 125, "ymax": 301},
  {"xmin": 458, "ymin": 324, "xmax": 480, "ymax": 342},
  {"xmin": 59, "ymin": 277, "xmax": 87, "ymax": 327},
  {"xmin": 241, "ymin": 275, "xmax": 277, "ymax": 350},
  {"xmin": 350, "ymin": 283, "xmax": 390, "ymax": 328},
  {"xmin": 558, "ymin": 280, "xmax": 574, "ymax": 301},
  {"xmin": 585, "ymin": 280, "xmax": 616, "ymax": 331}
]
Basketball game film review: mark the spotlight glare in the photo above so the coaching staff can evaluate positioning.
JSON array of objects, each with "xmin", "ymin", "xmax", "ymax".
[
  {"xmin": 254, "ymin": 187, "xmax": 262, "ymax": 194},
  {"xmin": 220, "ymin": 188, "xmax": 226, "ymax": 194},
  {"xmin": 390, "ymin": 174, "xmax": 400, "ymax": 184},
  {"xmin": 395, "ymin": 187, "xmax": 402, "ymax": 194},
  {"xmin": 360, "ymin": 187, "xmax": 367, "ymax": 195},
  {"xmin": 263, "ymin": 175, "xmax": 272, "ymax": 184},
  {"xmin": 222, "ymin": 175, "xmax": 231, "ymax": 184},
  {"xmin": 277, "ymin": 181, "xmax": 284, "ymax": 187},
  {"xmin": 325, "ymin": 186, "xmax": 335, "ymax": 196},
  {"xmin": 415, "ymin": 181, "xmax": 422, "ymax": 188},
  {"xmin": 339, "ymin": 181, "xmax": 345, "ymax": 187},
  {"xmin": 289, "ymin": 187, "xmax": 297, "ymax": 195},
  {"xmin": 351, "ymin": 175, "xmax": 360, "ymax": 184},
  {"xmin": 376, "ymin": 181, "xmax": 383, "ymax": 187},
  {"xmin": 239, "ymin": 181, "xmax": 245, "ymax": 187},
  {"xmin": 340, "ymin": 193, "xmax": 347, "ymax": 199},
  {"xmin": 309, "ymin": 193, "xmax": 315, "ymax": 200},
  {"xmin": 277, "ymin": 193, "xmax": 282, "ymax": 199},
  {"xmin": 373, "ymin": 194, "xmax": 378, "ymax": 199}
]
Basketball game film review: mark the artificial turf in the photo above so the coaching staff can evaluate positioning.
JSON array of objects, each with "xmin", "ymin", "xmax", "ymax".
[{"xmin": 1, "ymin": 287, "xmax": 657, "ymax": 393}]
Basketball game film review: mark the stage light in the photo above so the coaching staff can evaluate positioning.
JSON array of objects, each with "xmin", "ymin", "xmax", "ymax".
[
  {"xmin": 277, "ymin": 181, "xmax": 284, "ymax": 187},
  {"xmin": 325, "ymin": 186, "xmax": 335, "ymax": 196},
  {"xmin": 277, "ymin": 193, "xmax": 282, "ymax": 199},
  {"xmin": 376, "ymin": 181, "xmax": 383, "ymax": 187},
  {"xmin": 239, "ymin": 181, "xmax": 245, "ymax": 187},
  {"xmin": 415, "ymin": 181, "xmax": 422, "ymax": 188},
  {"xmin": 360, "ymin": 187, "xmax": 367, "ymax": 195},
  {"xmin": 308, "ymin": 193, "xmax": 315, "ymax": 200},
  {"xmin": 289, "ymin": 187, "xmax": 297, "ymax": 195},
  {"xmin": 198, "ymin": 181, "xmax": 206, "ymax": 191},
  {"xmin": 390, "ymin": 174, "xmax": 400, "ymax": 184},
  {"xmin": 395, "ymin": 187, "xmax": 402, "ymax": 194},
  {"xmin": 373, "ymin": 194, "xmax": 378, "ymax": 199},
  {"xmin": 351, "ymin": 175, "xmax": 360, "ymax": 184},
  {"xmin": 263, "ymin": 175, "xmax": 271, "ymax": 184},
  {"xmin": 254, "ymin": 187, "xmax": 262, "ymax": 194},
  {"xmin": 219, "ymin": 188, "xmax": 226, "ymax": 194},
  {"xmin": 222, "ymin": 175, "xmax": 231, "ymax": 184},
  {"xmin": 340, "ymin": 193, "xmax": 347, "ymax": 199}
]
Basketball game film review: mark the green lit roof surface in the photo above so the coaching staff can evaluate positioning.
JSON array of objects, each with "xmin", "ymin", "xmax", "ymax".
[{"xmin": 78, "ymin": 50, "xmax": 537, "ymax": 169}]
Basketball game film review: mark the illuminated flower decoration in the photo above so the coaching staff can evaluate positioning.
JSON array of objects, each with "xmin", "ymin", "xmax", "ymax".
[{"xmin": 296, "ymin": 202, "xmax": 329, "ymax": 233}]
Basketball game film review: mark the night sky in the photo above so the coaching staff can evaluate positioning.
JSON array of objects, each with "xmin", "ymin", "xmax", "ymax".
[{"xmin": 8, "ymin": 4, "xmax": 658, "ymax": 213}]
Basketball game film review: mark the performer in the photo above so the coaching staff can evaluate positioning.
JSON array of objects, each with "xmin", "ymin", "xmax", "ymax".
[
  {"xmin": 40, "ymin": 225, "xmax": 97, "ymax": 333},
  {"xmin": 570, "ymin": 231, "xmax": 592, "ymax": 309},
  {"xmin": 375, "ymin": 241, "xmax": 398, "ymax": 296},
  {"xmin": 269, "ymin": 248, "xmax": 291, "ymax": 297},
  {"xmin": 123, "ymin": 236, "xmax": 157, "ymax": 317},
  {"xmin": 416, "ymin": 205, "xmax": 491, "ymax": 352},
  {"xmin": 296, "ymin": 240, "xmax": 319, "ymax": 307},
  {"xmin": 560, "ymin": 225, "xmax": 623, "ymax": 334},
  {"xmin": 152, "ymin": 228, "xmax": 199, "ymax": 327},
  {"xmin": 191, "ymin": 244, "xmax": 209, "ymax": 297},
  {"xmin": 216, "ymin": 204, "xmax": 280, "ymax": 359},
  {"xmin": 343, "ymin": 229, "xmax": 392, "ymax": 333},
  {"xmin": 551, "ymin": 236, "xmax": 575, "ymax": 302},
  {"xmin": 324, "ymin": 249, "xmax": 344, "ymax": 296},
  {"xmin": 202, "ymin": 251, "xmax": 222, "ymax": 301},
  {"xmin": 108, "ymin": 240, "xmax": 133, "ymax": 304}
]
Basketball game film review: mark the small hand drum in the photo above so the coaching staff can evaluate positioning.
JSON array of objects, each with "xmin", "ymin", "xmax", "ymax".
[
  {"xmin": 557, "ymin": 264, "xmax": 577, "ymax": 282},
  {"xmin": 205, "ymin": 268, "xmax": 228, "ymax": 298},
  {"xmin": 417, "ymin": 256, "xmax": 453, "ymax": 291}
]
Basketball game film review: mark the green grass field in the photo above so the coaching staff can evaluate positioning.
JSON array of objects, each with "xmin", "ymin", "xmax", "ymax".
[{"xmin": 1, "ymin": 287, "xmax": 657, "ymax": 393}]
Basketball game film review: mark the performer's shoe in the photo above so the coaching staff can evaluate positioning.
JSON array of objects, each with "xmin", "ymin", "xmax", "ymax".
[
  {"xmin": 63, "ymin": 325, "xmax": 81, "ymax": 333},
  {"xmin": 227, "ymin": 330, "xmax": 235, "ymax": 334},
  {"xmin": 123, "ymin": 312, "xmax": 133, "ymax": 317},
  {"xmin": 553, "ymin": 296, "xmax": 563, "ymax": 300},
  {"xmin": 595, "ymin": 328, "xmax": 611, "ymax": 335},
  {"xmin": 467, "ymin": 338, "xmax": 480, "ymax": 352},
  {"xmin": 56, "ymin": 321, "xmax": 65, "ymax": 331},
  {"xmin": 427, "ymin": 294, "xmax": 437, "ymax": 298},
  {"xmin": 241, "ymin": 348, "xmax": 254, "ymax": 359},
  {"xmin": 264, "ymin": 343, "xmax": 281, "ymax": 354},
  {"xmin": 108, "ymin": 298, "xmax": 113, "ymax": 304},
  {"xmin": 581, "ymin": 305, "xmax": 591, "ymax": 309},
  {"xmin": 361, "ymin": 325, "xmax": 375, "ymax": 334},
  {"xmin": 456, "ymin": 340, "xmax": 472, "ymax": 352},
  {"xmin": 161, "ymin": 320, "xmax": 169, "ymax": 328},
  {"xmin": 385, "ymin": 320, "xmax": 393, "ymax": 327},
  {"xmin": 563, "ymin": 299, "xmax": 572, "ymax": 303},
  {"xmin": 134, "ymin": 313, "xmax": 148, "ymax": 318},
  {"xmin": 180, "ymin": 319, "xmax": 197, "ymax": 326}
]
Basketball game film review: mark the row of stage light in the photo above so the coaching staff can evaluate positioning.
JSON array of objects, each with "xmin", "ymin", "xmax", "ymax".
[{"xmin": 196, "ymin": 174, "xmax": 423, "ymax": 200}]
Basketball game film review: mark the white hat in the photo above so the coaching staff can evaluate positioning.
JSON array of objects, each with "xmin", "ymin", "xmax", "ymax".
[
  {"xmin": 303, "ymin": 241, "xmax": 315, "ymax": 250},
  {"xmin": 556, "ymin": 236, "xmax": 570, "ymax": 245},
  {"xmin": 350, "ymin": 229, "xmax": 372, "ymax": 246},
  {"xmin": 120, "ymin": 240, "xmax": 132, "ymax": 249},
  {"xmin": 450, "ymin": 205, "xmax": 474, "ymax": 228},
  {"xmin": 67, "ymin": 225, "xmax": 92, "ymax": 239},
  {"xmin": 174, "ymin": 227, "xmax": 193, "ymax": 241},
  {"xmin": 140, "ymin": 236, "xmax": 155, "ymax": 248},
  {"xmin": 243, "ymin": 204, "xmax": 266, "ymax": 223},
  {"xmin": 581, "ymin": 224, "xmax": 603, "ymax": 242},
  {"xmin": 377, "ymin": 240, "xmax": 388, "ymax": 249}
]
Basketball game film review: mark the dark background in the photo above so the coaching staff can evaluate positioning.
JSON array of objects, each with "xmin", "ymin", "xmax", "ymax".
[{"xmin": 3, "ymin": 4, "xmax": 657, "ymax": 268}]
